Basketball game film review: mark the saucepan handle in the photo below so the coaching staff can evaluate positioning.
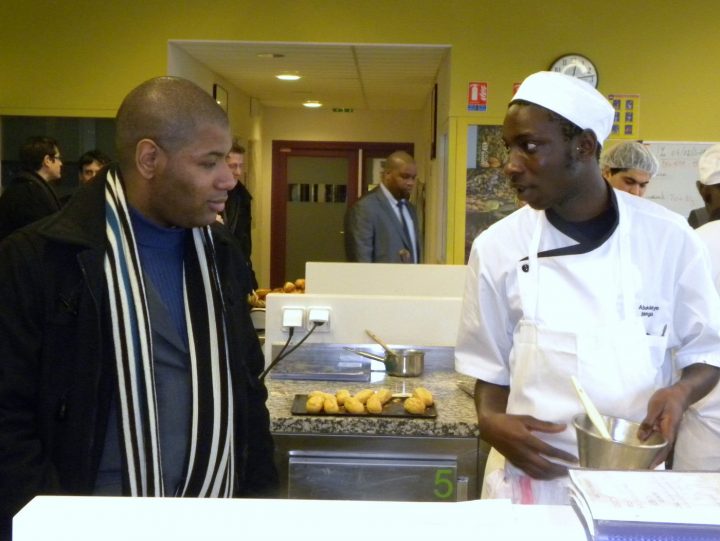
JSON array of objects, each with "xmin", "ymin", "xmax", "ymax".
[{"xmin": 342, "ymin": 347, "xmax": 386, "ymax": 363}]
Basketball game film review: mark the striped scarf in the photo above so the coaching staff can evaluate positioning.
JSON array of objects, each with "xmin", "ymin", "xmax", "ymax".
[{"xmin": 104, "ymin": 168, "xmax": 235, "ymax": 497}]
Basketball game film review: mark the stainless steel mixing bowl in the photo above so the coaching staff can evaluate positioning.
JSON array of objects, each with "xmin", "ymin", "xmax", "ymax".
[{"xmin": 573, "ymin": 413, "xmax": 667, "ymax": 470}]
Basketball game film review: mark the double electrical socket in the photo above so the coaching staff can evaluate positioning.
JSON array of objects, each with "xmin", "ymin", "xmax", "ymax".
[{"xmin": 281, "ymin": 306, "xmax": 331, "ymax": 332}]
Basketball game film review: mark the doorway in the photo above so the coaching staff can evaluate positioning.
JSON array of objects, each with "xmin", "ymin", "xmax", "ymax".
[{"xmin": 270, "ymin": 140, "xmax": 413, "ymax": 286}]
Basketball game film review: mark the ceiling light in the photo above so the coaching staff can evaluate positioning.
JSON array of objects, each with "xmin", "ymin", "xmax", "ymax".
[
  {"xmin": 276, "ymin": 73, "xmax": 301, "ymax": 81},
  {"xmin": 303, "ymin": 100, "xmax": 322, "ymax": 108}
]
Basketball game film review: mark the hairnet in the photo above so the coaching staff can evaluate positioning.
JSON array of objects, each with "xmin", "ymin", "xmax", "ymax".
[
  {"xmin": 699, "ymin": 143, "xmax": 720, "ymax": 186},
  {"xmin": 511, "ymin": 71, "xmax": 615, "ymax": 144},
  {"xmin": 600, "ymin": 142, "xmax": 660, "ymax": 177}
]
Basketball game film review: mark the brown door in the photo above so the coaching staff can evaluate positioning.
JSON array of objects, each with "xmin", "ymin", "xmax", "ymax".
[{"xmin": 271, "ymin": 141, "xmax": 414, "ymax": 287}]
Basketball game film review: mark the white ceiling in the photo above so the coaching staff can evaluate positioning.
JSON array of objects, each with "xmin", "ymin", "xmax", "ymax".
[{"xmin": 173, "ymin": 41, "xmax": 449, "ymax": 111}]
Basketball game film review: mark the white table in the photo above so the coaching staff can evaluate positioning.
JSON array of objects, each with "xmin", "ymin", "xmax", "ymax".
[{"xmin": 13, "ymin": 496, "xmax": 587, "ymax": 540}]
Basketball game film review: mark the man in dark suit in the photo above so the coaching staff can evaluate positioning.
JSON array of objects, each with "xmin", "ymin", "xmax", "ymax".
[{"xmin": 344, "ymin": 151, "xmax": 421, "ymax": 263}]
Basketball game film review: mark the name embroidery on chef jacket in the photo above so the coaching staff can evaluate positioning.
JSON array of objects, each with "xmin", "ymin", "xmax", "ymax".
[{"xmin": 638, "ymin": 304, "xmax": 660, "ymax": 318}]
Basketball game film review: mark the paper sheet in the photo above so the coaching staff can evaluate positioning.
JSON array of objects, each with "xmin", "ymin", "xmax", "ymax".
[{"xmin": 569, "ymin": 469, "xmax": 720, "ymax": 526}]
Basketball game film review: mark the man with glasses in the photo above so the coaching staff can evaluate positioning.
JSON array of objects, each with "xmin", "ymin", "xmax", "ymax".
[{"xmin": 0, "ymin": 135, "xmax": 63, "ymax": 241}]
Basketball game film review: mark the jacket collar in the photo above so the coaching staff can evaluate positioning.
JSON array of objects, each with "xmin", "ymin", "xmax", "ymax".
[
  {"xmin": 15, "ymin": 169, "xmax": 61, "ymax": 205},
  {"xmin": 36, "ymin": 166, "xmax": 113, "ymax": 249}
]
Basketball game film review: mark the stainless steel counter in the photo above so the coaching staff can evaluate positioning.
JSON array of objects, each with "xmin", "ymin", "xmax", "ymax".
[{"xmin": 264, "ymin": 345, "xmax": 485, "ymax": 501}]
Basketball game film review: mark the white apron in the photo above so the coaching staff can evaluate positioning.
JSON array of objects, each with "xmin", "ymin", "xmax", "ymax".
[
  {"xmin": 674, "ymin": 405, "xmax": 720, "ymax": 471},
  {"xmin": 484, "ymin": 205, "xmax": 668, "ymax": 504}
]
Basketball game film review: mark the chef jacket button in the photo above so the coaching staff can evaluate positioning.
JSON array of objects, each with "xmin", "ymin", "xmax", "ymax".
[{"xmin": 521, "ymin": 263, "xmax": 529, "ymax": 272}]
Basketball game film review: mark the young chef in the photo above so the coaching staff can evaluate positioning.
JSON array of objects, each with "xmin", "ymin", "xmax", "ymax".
[
  {"xmin": 455, "ymin": 71, "xmax": 720, "ymax": 504},
  {"xmin": 600, "ymin": 141, "xmax": 660, "ymax": 197}
]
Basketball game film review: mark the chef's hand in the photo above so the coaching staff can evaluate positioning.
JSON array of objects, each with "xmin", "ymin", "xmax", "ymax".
[
  {"xmin": 639, "ymin": 363, "xmax": 720, "ymax": 468},
  {"xmin": 639, "ymin": 386, "xmax": 687, "ymax": 443},
  {"xmin": 638, "ymin": 386, "xmax": 687, "ymax": 467},
  {"xmin": 479, "ymin": 412, "xmax": 577, "ymax": 480}
]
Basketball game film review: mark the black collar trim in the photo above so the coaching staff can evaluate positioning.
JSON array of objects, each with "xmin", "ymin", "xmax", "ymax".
[{"xmin": 521, "ymin": 186, "xmax": 619, "ymax": 261}]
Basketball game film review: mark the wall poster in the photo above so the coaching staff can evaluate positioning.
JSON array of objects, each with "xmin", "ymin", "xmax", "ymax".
[
  {"xmin": 468, "ymin": 82, "xmax": 488, "ymax": 112},
  {"xmin": 608, "ymin": 94, "xmax": 640, "ymax": 139},
  {"xmin": 465, "ymin": 125, "xmax": 520, "ymax": 262}
]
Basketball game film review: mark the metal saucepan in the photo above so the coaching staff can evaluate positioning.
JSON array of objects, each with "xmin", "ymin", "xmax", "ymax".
[{"xmin": 343, "ymin": 346, "xmax": 424, "ymax": 377}]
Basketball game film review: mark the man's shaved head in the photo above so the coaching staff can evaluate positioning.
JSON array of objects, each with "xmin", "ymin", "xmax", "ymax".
[
  {"xmin": 384, "ymin": 150, "xmax": 415, "ymax": 172},
  {"xmin": 115, "ymin": 76, "xmax": 229, "ymax": 166}
]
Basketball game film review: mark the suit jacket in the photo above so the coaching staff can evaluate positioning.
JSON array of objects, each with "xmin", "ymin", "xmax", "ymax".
[{"xmin": 344, "ymin": 185, "xmax": 421, "ymax": 263}]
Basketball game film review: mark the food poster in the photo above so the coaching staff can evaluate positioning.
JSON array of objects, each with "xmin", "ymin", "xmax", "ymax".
[
  {"xmin": 608, "ymin": 94, "xmax": 640, "ymax": 139},
  {"xmin": 465, "ymin": 125, "xmax": 520, "ymax": 261}
]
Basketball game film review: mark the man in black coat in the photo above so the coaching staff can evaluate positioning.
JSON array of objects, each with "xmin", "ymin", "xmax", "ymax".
[
  {"xmin": 0, "ymin": 136, "xmax": 63, "ymax": 241},
  {"xmin": 223, "ymin": 141, "xmax": 257, "ymax": 288},
  {"xmin": 0, "ymin": 77, "xmax": 278, "ymax": 539}
]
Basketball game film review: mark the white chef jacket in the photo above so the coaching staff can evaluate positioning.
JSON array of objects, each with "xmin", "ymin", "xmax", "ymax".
[
  {"xmin": 674, "ymin": 219, "xmax": 720, "ymax": 471},
  {"xmin": 697, "ymin": 220, "xmax": 720, "ymax": 293},
  {"xmin": 456, "ymin": 189, "xmax": 720, "ymax": 442}
]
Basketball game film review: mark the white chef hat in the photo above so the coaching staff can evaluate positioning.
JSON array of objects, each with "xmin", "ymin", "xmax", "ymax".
[
  {"xmin": 698, "ymin": 144, "xmax": 720, "ymax": 186},
  {"xmin": 511, "ymin": 71, "xmax": 615, "ymax": 144}
]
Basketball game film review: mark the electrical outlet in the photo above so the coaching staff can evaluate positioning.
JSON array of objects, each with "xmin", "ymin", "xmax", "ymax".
[
  {"xmin": 307, "ymin": 307, "xmax": 331, "ymax": 332},
  {"xmin": 281, "ymin": 307, "xmax": 304, "ymax": 331}
]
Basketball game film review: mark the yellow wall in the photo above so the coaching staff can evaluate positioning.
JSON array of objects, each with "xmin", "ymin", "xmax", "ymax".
[
  {"xmin": 3, "ymin": 0, "xmax": 719, "ymax": 136},
  {"xmin": 3, "ymin": 0, "xmax": 719, "ymax": 266}
]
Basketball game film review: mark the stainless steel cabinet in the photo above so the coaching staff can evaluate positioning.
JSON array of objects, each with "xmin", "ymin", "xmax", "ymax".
[{"xmin": 274, "ymin": 433, "xmax": 481, "ymax": 502}]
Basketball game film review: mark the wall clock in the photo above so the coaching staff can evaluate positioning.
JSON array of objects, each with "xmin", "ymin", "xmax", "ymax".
[{"xmin": 549, "ymin": 54, "xmax": 598, "ymax": 88}]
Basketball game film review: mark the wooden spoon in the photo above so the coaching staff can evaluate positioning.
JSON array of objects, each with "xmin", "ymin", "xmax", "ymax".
[
  {"xmin": 571, "ymin": 376, "xmax": 612, "ymax": 440},
  {"xmin": 365, "ymin": 329, "xmax": 396, "ymax": 356}
]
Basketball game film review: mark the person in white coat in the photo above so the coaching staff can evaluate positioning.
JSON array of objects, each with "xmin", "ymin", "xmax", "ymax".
[
  {"xmin": 674, "ymin": 143, "xmax": 720, "ymax": 470},
  {"xmin": 455, "ymin": 71, "xmax": 720, "ymax": 504}
]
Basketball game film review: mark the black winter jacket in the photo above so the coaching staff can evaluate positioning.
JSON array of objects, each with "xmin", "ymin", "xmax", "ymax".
[
  {"xmin": 0, "ymin": 169, "xmax": 61, "ymax": 242},
  {"xmin": 0, "ymin": 171, "xmax": 278, "ymax": 537}
]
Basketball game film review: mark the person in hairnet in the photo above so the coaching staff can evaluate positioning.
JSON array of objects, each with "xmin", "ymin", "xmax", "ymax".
[
  {"xmin": 674, "ymin": 143, "xmax": 720, "ymax": 471},
  {"xmin": 600, "ymin": 141, "xmax": 659, "ymax": 197},
  {"xmin": 455, "ymin": 71, "xmax": 720, "ymax": 505}
]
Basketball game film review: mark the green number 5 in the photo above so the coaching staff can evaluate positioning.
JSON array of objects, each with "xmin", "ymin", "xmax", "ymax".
[{"xmin": 434, "ymin": 468, "xmax": 454, "ymax": 499}]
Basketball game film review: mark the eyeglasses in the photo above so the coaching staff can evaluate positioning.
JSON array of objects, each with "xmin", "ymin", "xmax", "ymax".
[{"xmin": 52, "ymin": 155, "xmax": 62, "ymax": 162}]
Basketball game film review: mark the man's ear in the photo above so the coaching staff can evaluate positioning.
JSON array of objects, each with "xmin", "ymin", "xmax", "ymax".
[
  {"xmin": 41, "ymin": 154, "xmax": 53, "ymax": 169},
  {"xmin": 135, "ymin": 139, "xmax": 163, "ymax": 179},
  {"xmin": 575, "ymin": 130, "xmax": 598, "ymax": 159}
]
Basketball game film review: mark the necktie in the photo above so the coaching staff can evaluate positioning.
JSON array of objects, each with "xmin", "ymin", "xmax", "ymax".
[{"xmin": 397, "ymin": 200, "xmax": 415, "ymax": 263}]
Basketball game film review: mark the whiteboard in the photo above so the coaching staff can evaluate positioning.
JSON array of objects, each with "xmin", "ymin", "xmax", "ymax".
[{"xmin": 642, "ymin": 141, "xmax": 715, "ymax": 219}]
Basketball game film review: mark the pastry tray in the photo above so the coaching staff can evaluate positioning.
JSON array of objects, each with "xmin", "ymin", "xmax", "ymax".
[{"xmin": 291, "ymin": 394, "xmax": 437, "ymax": 419}]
